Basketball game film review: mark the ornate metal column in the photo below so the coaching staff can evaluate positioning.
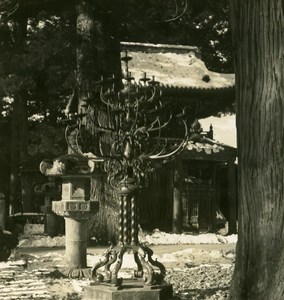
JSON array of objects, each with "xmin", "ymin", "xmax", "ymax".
[
  {"xmin": 90, "ymin": 177, "xmax": 166, "ymax": 287},
  {"xmin": 63, "ymin": 52, "xmax": 199, "ymax": 298}
]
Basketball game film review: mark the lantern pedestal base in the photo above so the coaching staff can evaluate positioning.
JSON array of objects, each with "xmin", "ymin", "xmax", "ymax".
[
  {"xmin": 91, "ymin": 243, "xmax": 166, "ymax": 286},
  {"xmin": 49, "ymin": 267, "xmax": 91, "ymax": 279},
  {"xmin": 83, "ymin": 280, "xmax": 173, "ymax": 300}
]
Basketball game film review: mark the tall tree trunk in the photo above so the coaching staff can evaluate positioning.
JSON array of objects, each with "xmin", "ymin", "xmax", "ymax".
[
  {"xmin": 75, "ymin": 0, "xmax": 122, "ymax": 243},
  {"xmin": 9, "ymin": 16, "xmax": 28, "ymax": 214},
  {"xmin": 93, "ymin": 3, "xmax": 122, "ymax": 83},
  {"xmin": 10, "ymin": 92, "xmax": 29, "ymax": 214},
  {"xmin": 229, "ymin": 1, "xmax": 284, "ymax": 299},
  {"xmin": 18, "ymin": 91, "xmax": 31, "ymax": 212},
  {"xmin": 76, "ymin": 0, "xmax": 97, "ymax": 114},
  {"xmin": 9, "ymin": 99, "xmax": 20, "ymax": 215}
]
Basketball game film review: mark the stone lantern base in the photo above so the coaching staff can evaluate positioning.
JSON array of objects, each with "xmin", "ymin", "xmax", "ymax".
[
  {"xmin": 52, "ymin": 199, "xmax": 98, "ymax": 279},
  {"xmin": 83, "ymin": 280, "xmax": 173, "ymax": 300}
]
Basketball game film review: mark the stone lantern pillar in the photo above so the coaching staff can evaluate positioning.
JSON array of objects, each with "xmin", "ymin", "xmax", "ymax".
[{"xmin": 40, "ymin": 154, "xmax": 98, "ymax": 278}]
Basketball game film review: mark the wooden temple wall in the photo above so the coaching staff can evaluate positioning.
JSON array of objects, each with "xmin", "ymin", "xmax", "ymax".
[
  {"xmin": 138, "ymin": 159, "xmax": 238, "ymax": 234},
  {"xmin": 138, "ymin": 165, "xmax": 173, "ymax": 231}
]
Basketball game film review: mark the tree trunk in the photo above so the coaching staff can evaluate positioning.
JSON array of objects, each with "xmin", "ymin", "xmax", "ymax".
[
  {"xmin": 229, "ymin": 1, "xmax": 284, "ymax": 299},
  {"xmin": 227, "ymin": 159, "xmax": 237, "ymax": 234},
  {"xmin": 18, "ymin": 91, "xmax": 31, "ymax": 212},
  {"xmin": 9, "ymin": 99, "xmax": 20, "ymax": 215},
  {"xmin": 75, "ymin": 0, "xmax": 122, "ymax": 243},
  {"xmin": 9, "ymin": 16, "xmax": 28, "ymax": 215},
  {"xmin": 10, "ymin": 92, "xmax": 29, "ymax": 214},
  {"xmin": 76, "ymin": 0, "xmax": 97, "ymax": 113},
  {"xmin": 93, "ymin": 4, "xmax": 122, "ymax": 83}
]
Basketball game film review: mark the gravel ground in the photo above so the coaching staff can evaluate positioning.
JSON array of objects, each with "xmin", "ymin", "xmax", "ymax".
[
  {"xmin": 166, "ymin": 264, "xmax": 233, "ymax": 300},
  {"xmin": 0, "ymin": 244, "xmax": 235, "ymax": 299}
]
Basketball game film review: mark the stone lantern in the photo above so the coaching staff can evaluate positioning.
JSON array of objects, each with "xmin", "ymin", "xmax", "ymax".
[{"xmin": 40, "ymin": 154, "xmax": 98, "ymax": 278}]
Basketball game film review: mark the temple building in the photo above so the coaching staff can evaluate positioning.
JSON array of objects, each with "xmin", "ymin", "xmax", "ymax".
[{"xmin": 121, "ymin": 42, "xmax": 237, "ymax": 234}]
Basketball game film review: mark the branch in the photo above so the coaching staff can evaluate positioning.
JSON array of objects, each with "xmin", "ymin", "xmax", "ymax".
[
  {"xmin": 155, "ymin": 0, "xmax": 188, "ymax": 24},
  {"xmin": 0, "ymin": 0, "xmax": 19, "ymax": 21},
  {"xmin": 0, "ymin": 0, "xmax": 74, "ymax": 21}
]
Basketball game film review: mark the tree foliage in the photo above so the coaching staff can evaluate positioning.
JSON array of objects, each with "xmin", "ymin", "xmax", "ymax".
[
  {"xmin": 0, "ymin": 10, "xmax": 76, "ymax": 121},
  {"xmin": 117, "ymin": 0, "xmax": 233, "ymax": 72},
  {"xmin": 0, "ymin": 0, "xmax": 233, "ymax": 213},
  {"xmin": 0, "ymin": 7, "xmax": 75, "ymax": 204},
  {"xmin": 0, "ymin": 0, "xmax": 233, "ymax": 119}
]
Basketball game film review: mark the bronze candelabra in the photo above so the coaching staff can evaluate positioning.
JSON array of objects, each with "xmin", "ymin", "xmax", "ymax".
[{"xmin": 65, "ymin": 52, "xmax": 196, "ymax": 287}]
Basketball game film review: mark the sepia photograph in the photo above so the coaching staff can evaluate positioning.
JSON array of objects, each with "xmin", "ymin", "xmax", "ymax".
[{"xmin": 0, "ymin": 0, "xmax": 282, "ymax": 299}]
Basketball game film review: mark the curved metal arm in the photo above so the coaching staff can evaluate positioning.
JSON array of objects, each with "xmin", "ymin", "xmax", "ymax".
[
  {"xmin": 129, "ymin": 99, "xmax": 140, "ymax": 132},
  {"xmin": 149, "ymin": 119, "xmax": 189, "ymax": 160},
  {"xmin": 145, "ymin": 85, "xmax": 157, "ymax": 103},
  {"xmin": 155, "ymin": 0, "xmax": 188, "ymax": 24},
  {"xmin": 86, "ymin": 108, "xmax": 113, "ymax": 133},
  {"xmin": 148, "ymin": 107, "xmax": 173, "ymax": 132},
  {"xmin": 139, "ymin": 119, "xmax": 163, "ymax": 157}
]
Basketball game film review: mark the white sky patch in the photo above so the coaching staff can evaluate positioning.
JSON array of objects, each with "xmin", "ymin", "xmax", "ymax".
[
  {"xmin": 28, "ymin": 114, "xmax": 45, "ymax": 122},
  {"xmin": 3, "ymin": 96, "xmax": 13, "ymax": 104},
  {"xmin": 209, "ymin": 40, "xmax": 219, "ymax": 47},
  {"xmin": 217, "ymin": 27, "xmax": 229, "ymax": 35},
  {"xmin": 200, "ymin": 114, "xmax": 237, "ymax": 148}
]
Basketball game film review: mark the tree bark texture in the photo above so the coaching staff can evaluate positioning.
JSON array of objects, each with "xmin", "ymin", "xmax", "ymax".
[
  {"xmin": 93, "ymin": 2, "xmax": 122, "ymax": 83},
  {"xmin": 230, "ymin": 1, "xmax": 284, "ymax": 299},
  {"xmin": 75, "ymin": 0, "xmax": 121, "ymax": 242},
  {"xmin": 76, "ymin": 0, "xmax": 121, "ymax": 112},
  {"xmin": 9, "ymin": 99, "xmax": 20, "ymax": 215},
  {"xmin": 76, "ymin": 0, "xmax": 97, "ymax": 113},
  {"xmin": 10, "ymin": 92, "xmax": 29, "ymax": 214},
  {"xmin": 9, "ymin": 17, "xmax": 29, "ymax": 215},
  {"xmin": 227, "ymin": 160, "xmax": 237, "ymax": 234},
  {"xmin": 87, "ymin": 170, "xmax": 119, "ymax": 244}
]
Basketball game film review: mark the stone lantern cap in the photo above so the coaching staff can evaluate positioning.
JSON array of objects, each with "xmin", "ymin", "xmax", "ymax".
[
  {"xmin": 39, "ymin": 154, "xmax": 95, "ymax": 177},
  {"xmin": 39, "ymin": 154, "xmax": 99, "ymax": 219}
]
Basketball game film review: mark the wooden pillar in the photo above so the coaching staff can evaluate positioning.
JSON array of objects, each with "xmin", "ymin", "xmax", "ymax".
[
  {"xmin": 21, "ymin": 176, "xmax": 33, "ymax": 212},
  {"xmin": 209, "ymin": 164, "xmax": 217, "ymax": 232},
  {"xmin": 172, "ymin": 160, "xmax": 183, "ymax": 233},
  {"xmin": 227, "ymin": 159, "xmax": 237, "ymax": 234}
]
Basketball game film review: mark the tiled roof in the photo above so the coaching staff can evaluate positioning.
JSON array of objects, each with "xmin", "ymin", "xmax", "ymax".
[
  {"xmin": 160, "ymin": 85, "xmax": 234, "ymax": 97},
  {"xmin": 186, "ymin": 141, "xmax": 225, "ymax": 155},
  {"xmin": 121, "ymin": 42, "xmax": 235, "ymax": 90},
  {"xmin": 167, "ymin": 135, "xmax": 236, "ymax": 157}
]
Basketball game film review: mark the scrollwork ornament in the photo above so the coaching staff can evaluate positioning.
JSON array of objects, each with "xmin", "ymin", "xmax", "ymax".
[{"xmin": 103, "ymin": 159, "xmax": 124, "ymax": 188}]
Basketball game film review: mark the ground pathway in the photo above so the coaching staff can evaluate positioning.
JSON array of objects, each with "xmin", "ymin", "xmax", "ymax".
[
  {"xmin": 0, "ymin": 264, "xmax": 52, "ymax": 299},
  {"xmin": 0, "ymin": 243, "xmax": 235, "ymax": 299}
]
